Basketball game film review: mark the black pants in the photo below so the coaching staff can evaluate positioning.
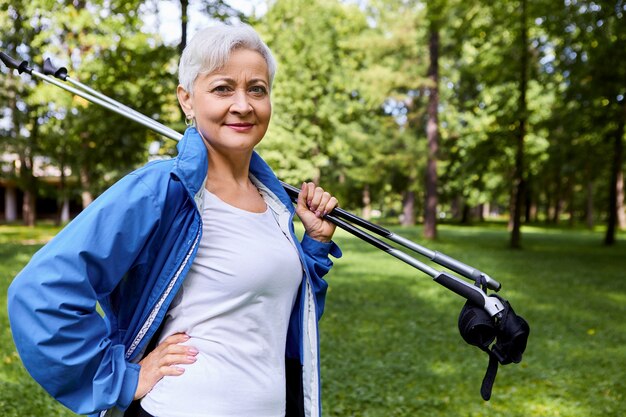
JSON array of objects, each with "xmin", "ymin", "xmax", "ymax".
[
  {"xmin": 136, "ymin": 405, "xmax": 154, "ymax": 417},
  {"xmin": 137, "ymin": 407, "xmax": 154, "ymax": 417},
  {"xmin": 124, "ymin": 402, "xmax": 154, "ymax": 417}
]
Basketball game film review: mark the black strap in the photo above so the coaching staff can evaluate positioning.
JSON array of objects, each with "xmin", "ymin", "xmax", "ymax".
[
  {"xmin": 458, "ymin": 292, "xmax": 530, "ymax": 401},
  {"xmin": 480, "ymin": 353, "xmax": 499, "ymax": 401}
]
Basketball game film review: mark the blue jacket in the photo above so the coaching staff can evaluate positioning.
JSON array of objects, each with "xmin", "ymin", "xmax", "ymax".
[{"xmin": 8, "ymin": 127, "xmax": 341, "ymax": 417}]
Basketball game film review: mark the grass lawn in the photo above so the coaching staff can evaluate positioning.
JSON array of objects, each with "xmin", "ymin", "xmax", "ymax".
[{"xmin": 1, "ymin": 222, "xmax": 625, "ymax": 416}]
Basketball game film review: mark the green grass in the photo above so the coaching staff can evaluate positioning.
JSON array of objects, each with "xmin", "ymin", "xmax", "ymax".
[
  {"xmin": 321, "ymin": 224, "xmax": 626, "ymax": 417},
  {"xmin": 0, "ymin": 224, "xmax": 76, "ymax": 417},
  {"xmin": 1, "ymin": 223, "xmax": 625, "ymax": 416}
]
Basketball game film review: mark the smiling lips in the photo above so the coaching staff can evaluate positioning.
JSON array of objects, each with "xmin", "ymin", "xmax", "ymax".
[{"xmin": 225, "ymin": 122, "xmax": 254, "ymax": 132}]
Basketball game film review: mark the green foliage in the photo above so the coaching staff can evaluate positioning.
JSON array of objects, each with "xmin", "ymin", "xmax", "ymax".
[
  {"xmin": 536, "ymin": 0, "xmax": 626, "ymax": 225},
  {"xmin": 1, "ymin": 0, "xmax": 178, "ymax": 205},
  {"xmin": 258, "ymin": 0, "xmax": 378, "ymax": 190},
  {"xmin": 1, "ymin": 0, "xmax": 624, "ymax": 232}
]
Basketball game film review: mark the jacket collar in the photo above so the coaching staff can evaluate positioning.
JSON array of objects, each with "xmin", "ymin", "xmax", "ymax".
[
  {"xmin": 172, "ymin": 127, "xmax": 209, "ymax": 198},
  {"xmin": 172, "ymin": 127, "xmax": 294, "ymax": 213},
  {"xmin": 250, "ymin": 152, "xmax": 295, "ymax": 214}
]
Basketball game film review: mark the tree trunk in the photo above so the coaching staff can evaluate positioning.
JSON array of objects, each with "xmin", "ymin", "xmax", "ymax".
[
  {"xmin": 21, "ymin": 193, "xmax": 35, "ymax": 226},
  {"xmin": 6, "ymin": 69, "xmax": 23, "ymax": 224},
  {"xmin": 461, "ymin": 203, "xmax": 471, "ymax": 224},
  {"xmin": 56, "ymin": 156, "xmax": 68, "ymax": 226},
  {"xmin": 544, "ymin": 192, "xmax": 552, "ymax": 224},
  {"xmin": 552, "ymin": 175, "xmax": 562, "ymax": 224},
  {"xmin": 617, "ymin": 170, "xmax": 626, "ymax": 230},
  {"xmin": 604, "ymin": 101, "xmax": 626, "ymax": 245},
  {"xmin": 362, "ymin": 185, "xmax": 371, "ymax": 221},
  {"xmin": 21, "ymin": 110, "xmax": 40, "ymax": 227},
  {"xmin": 586, "ymin": 180, "xmax": 594, "ymax": 229},
  {"xmin": 80, "ymin": 165, "xmax": 94, "ymax": 208},
  {"xmin": 528, "ymin": 201, "xmax": 538, "ymax": 223},
  {"xmin": 524, "ymin": 177, "xmax": 532, "ymax": 223},
  {"xmin": 450, "ymin": 196, "xmax": 458, "ymax": 220},
  {"xmin": 424, "ymin": 22, "xmax": 439, "ymax": 240},
  {"xmin": 566, "ymin": 181, "xmax": 574, "ymax": 226},
  {"xmin": 5, "ymin": 186, "xmax": 18, "ymax": 222},
  {"xmin": 401, "ymin": 190, "xmax": 416, "ymax": 226},
  {"xmin": 179, "ymin": 0, "xmax": 189, "ymax": 54},
  {"xmin": 481, "ymin": 202, "xmax": 490, "ymax": 221},
  {"xmin": 510, "ymin": 0, "xmax": 528, "ymax": 249},
  {"xmin": 18, "ymin": 149, "xmax": 36, "ymax": 226}
]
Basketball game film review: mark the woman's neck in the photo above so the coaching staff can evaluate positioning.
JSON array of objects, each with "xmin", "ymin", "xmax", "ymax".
[
  {"xmin": 205, "ymin": 147, "xmax": 253, "ymax": 193},
  {"xmin": 204, "ymin": 148, "xmax": 267, "ymax": 213}
]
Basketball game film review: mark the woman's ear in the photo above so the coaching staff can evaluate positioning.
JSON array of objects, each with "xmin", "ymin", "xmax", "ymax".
[{"xmin": 177, "ymin": 85, "xmax": 193, "ymax": 117}]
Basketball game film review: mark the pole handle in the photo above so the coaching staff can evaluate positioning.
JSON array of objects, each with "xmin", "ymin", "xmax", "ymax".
[
  {"xmin": 0, "ymin": 51, "xmax": 32, "ymax": 74},
  {"xmin": 280, "ymin": 180, "xmax": 391, "ymax": 237},
  {"xmin": 43, "ymin": 58, "xmax": 68, "ymax": 80},
  {"xmin": 433, "ymin": 272, "xmax": 504, "ymax": 317}
]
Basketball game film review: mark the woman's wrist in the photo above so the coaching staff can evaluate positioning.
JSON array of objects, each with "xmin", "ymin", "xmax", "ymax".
[{"xmin": 305, "ymin": 231, "xmax": 332, "ymax": 243}]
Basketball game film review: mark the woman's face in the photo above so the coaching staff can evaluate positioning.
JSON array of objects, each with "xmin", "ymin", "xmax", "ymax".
[{"xmin": 178, "ymin": 48, "xmax": 272, "ymax": 155}]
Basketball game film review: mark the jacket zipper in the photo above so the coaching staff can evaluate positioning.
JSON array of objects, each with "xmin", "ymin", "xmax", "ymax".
[
  {"xmin": 125, "ymin": 226, "xmax": 201, "ymax": 360},
  {"xmin": 254, "ymin": 178, "xmax": 320, "ymax": 417}
]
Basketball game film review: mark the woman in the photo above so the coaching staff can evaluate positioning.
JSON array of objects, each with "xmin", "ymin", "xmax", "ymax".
[{"xmin": 8, "ymin": 24, "xmax": 341, "ymax": 417}]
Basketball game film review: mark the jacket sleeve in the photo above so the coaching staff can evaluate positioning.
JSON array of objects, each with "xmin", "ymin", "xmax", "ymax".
[
  {"xmin": 299, "ymin": 234, "xmax": 342, "ymax": 319},
  {"xmin": 7, "ymin": 172, "xmax": 161, "ymax": 415}
]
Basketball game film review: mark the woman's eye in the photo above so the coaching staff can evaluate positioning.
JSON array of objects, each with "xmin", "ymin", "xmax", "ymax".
[
  {"xmin": 249, "ymin": 85, "xmax": 268, "ymax": 96},
  {"xmin": 212, "ymin": 85, "xmax": 232, "ymax": 94}
]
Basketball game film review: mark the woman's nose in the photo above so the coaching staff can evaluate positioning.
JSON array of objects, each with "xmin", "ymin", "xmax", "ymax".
[{"xmin": 230, "ymin": 91, "xmax": 253, "ymax": 115}]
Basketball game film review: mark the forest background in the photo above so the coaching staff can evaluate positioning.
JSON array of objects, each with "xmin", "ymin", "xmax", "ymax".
[{"xmin": 2, "ymin": 0, "xmax": 625, "ymax": 249}]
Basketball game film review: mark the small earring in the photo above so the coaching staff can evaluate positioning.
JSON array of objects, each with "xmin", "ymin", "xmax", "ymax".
[{"xmin": 185, "ymin": 114, "xmax": 195, "ymax": 127}]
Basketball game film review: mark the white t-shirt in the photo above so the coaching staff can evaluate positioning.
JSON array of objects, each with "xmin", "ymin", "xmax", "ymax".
[{"xmin": 141, "ymin": 188, "xmax": 302, "ymax": 417}]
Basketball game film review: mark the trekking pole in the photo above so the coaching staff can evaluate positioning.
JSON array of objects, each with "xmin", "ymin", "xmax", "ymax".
[
  {"xmin": 0, "ymin": 51, "xmax": 179, "ymax": 141},
  {"xmin": 280, "ymin": 182, "xmax": 501, "ymax": 291},
  {"xmin": 1, "ymin": 50, "xmax": 505, "ymax": 318},
  {"xmin": 42, "ymin": 58, "xmax": 180, "ymax": 139}
]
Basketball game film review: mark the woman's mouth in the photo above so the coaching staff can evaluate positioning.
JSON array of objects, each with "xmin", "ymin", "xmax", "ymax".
[{"xmin": 225, "ymin": 123, "xmax": 254, "ymax": 132}]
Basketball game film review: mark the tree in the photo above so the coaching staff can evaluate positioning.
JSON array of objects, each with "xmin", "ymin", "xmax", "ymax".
[
  {"xmin": 439, "ymin": 0, "xmax": 554, "ymax": 243},
  {"xmin": 1, "ymin": 0, "xmax": 45, "ymax": 226},
  {"xmin": 1, "ymin": 0, "xmax": 177, "ymax": 216},
  {"xmin": 509, "ymin": 0, "xmax": 529, "ymax": 249},
  {"xmin": 355, "ymin": 0, "xmax": 430, "ymax": 225},
  {"xmin": 423, "ymin": 1, "xmax": 443, "ymax": 239},
  {"xmin": 258, "ymin": 0, "xmax": 382, "ymax": 207},
  {"xmin": 541, "ymin": 0, "xmax": 626, "ymax": 244}
]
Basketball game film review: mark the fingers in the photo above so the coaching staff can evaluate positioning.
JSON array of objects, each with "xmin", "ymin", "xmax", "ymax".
[
  {"xmin": 135, "ymin": 332, "xmax": 198, "ymax": 400},
  {"xmin": 296, "ymin": 182, "xmax": 339, "ymax": 243},
  {"xmin": 153, "ymin": 333, "xmax": 198, "ymax": 372},
  {"xmin": 299, "ymin": 182, "xmax": 338, "ymax": 218},
  {"xmin": 158, "ymin": 347, "xmax": 197, "ymax": 375}
]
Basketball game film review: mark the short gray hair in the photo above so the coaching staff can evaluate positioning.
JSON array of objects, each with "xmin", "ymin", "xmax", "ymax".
[{"xmin": 178, "ymin": 24, "xmax": 277, "ymax": 93}]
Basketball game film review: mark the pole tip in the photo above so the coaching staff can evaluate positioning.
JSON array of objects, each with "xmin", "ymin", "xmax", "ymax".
[{"xmin": 487, "ymin": 276, "xmax": 502, "ymax": 292}]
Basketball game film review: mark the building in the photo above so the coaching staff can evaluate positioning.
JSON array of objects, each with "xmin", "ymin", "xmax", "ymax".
[{"xmin": 0, "ymin": 152, "xmax": 77, "ymax": 223}]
